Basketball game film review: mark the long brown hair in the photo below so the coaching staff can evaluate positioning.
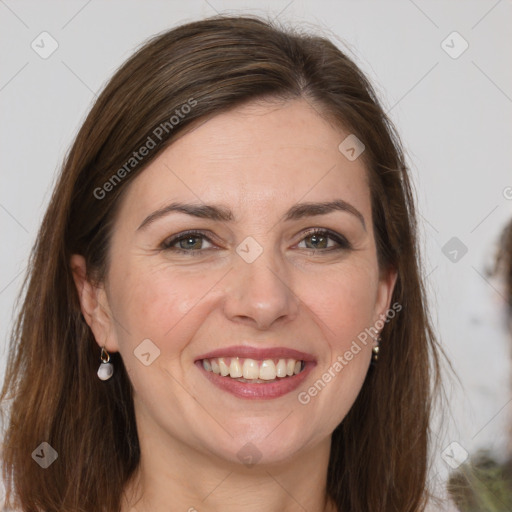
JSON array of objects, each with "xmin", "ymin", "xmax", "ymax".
[{"xmin": 1, "ymin": 15, "xmax": 444, "ymax": 511}]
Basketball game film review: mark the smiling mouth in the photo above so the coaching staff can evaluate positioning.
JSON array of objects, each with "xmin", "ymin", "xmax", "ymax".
[{"xmin": 199, "ymin": 356, "xmax": 306, "ymax": 383}]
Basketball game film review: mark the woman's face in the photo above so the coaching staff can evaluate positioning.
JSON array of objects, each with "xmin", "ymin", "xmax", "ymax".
[{"xmin": 83, "ymin": 98, "xmax": 396, "ymax": 466}]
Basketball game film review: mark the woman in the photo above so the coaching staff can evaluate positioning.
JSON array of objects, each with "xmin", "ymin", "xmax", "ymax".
[{"xmin": 0, "ymin": 15, "xmax": 444, "ymax": 512}]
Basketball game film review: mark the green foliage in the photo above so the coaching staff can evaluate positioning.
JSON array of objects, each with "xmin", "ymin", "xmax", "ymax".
[{"xmin": 448, "ymin": 451, "xmax": 512, "ymax": 512}]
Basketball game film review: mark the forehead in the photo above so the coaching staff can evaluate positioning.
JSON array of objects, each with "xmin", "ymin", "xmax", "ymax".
[{"xmin": 118, "ymin": 98, "xmax": 370, "ymax": 220}]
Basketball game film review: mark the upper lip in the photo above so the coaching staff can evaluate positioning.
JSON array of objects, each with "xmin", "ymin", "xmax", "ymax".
[{"xmin": 195, "ymin": 345, "xmax": 316, "ymax": 362}]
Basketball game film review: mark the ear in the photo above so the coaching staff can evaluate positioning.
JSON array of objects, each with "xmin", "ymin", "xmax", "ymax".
[
  {"xmin": 374, "ymin": 266, "xmax": 399, "ymax": 326},
  {"xmin": 70, "ymin": 254, "xmax": 119, "ymax": 353}
]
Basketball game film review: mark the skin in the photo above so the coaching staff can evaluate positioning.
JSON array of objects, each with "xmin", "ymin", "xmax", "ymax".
[{"xmin": 72, "ymin": 97, "xmax": 397, "ymax": 512}]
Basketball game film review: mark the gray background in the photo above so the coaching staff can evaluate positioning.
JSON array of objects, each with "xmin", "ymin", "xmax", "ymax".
[{"xmin": 1, "ymin": 0, "xmax": 511, "ymax": 494}]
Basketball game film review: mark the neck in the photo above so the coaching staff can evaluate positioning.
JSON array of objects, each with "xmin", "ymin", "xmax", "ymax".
[{"xmin": 121, "ymin": 413, "xmax": 336, "ymax": 512}]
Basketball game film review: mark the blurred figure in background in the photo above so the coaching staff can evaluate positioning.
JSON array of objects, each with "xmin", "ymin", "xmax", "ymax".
[{"xmin": 448, "ymin": 219, "xmax": 512, "ymax": 511}]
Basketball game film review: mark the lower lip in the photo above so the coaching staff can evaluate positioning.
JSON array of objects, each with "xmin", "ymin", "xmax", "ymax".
[{"xmin": 195, "ymin": 361, "xmax": 316, "ymax": 400}]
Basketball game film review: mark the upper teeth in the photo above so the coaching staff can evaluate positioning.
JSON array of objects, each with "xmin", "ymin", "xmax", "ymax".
[{"xmin": 202, "ymin": 357, "xmax": 303, "ymax": 380}]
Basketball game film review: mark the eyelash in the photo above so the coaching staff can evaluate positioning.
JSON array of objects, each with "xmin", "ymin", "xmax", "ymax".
[{"xmin": 160, "ymin": 228, "xmax": 352, "ymax": 255}]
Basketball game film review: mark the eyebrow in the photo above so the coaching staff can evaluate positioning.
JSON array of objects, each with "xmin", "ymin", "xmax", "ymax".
[{"xmin": 137, "ymin": 199, "xmax": 366, "ymax": 231}]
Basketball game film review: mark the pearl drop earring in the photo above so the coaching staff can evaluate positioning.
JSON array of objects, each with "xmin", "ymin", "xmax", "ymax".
[{"xmin": 97, "ymin": 347, "xmax": 114, "ymax": 381}]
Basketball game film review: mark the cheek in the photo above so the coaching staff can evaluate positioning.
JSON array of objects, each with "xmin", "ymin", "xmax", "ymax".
[
  {"xmin": 107, "ymin": 263, "xmax": 224, "ymax": 411},
  {"xmin": 109, "ymin": 261, "xmax": 224, "ymax": 350},
  {"xmin": 294, "ymin": 264, "xmax": 378, "ymax": 431},
  {"xmin": 300, "ymin": 261, "xmax": 380, "ymax": 352}
]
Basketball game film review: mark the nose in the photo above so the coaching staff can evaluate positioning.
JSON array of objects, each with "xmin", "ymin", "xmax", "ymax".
[{"xmin": 222, "ymin": 249, "xmax": 300, "ymax": 331}]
